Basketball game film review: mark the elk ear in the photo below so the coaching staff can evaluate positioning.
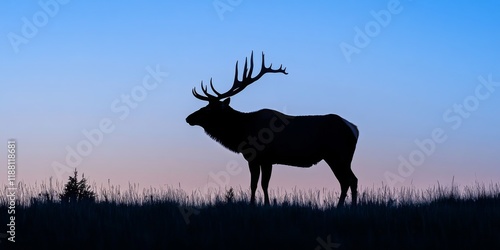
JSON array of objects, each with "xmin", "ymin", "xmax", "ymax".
[{"xmin": 222, "ymin": 98, "xmax": 231, "ymax": 106}]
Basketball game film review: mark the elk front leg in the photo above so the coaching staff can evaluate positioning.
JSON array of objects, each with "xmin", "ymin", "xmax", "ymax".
[
  {"xmin": 261, "ymin": 164, "xmax": 272, "ymax": 205},
  {"xmin": 249, "ymin": 162, "xmax": 260, "ymax": 205}
]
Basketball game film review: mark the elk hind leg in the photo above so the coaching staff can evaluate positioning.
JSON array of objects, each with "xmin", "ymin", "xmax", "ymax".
[
  {"xmin": 338, "ymin": 177, "xmax": 350, "ymax": 207},
  {"xmin": 325, "ymin": 158, "xmax": 350, "ymax": 207},
  {"xmin": 348, "ymin": 169, "xmax": 358, "ymax": 206}
]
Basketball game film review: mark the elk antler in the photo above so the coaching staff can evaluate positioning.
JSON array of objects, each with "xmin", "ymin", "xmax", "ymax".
[{"xmin": 192, "ymin": 51, "xmax": 288, "ymax": 101}]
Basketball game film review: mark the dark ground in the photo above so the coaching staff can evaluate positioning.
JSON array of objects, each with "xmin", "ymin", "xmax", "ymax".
[{"xmin": 1, "ymin": 189, "xmax": 499, "ymax": 250}]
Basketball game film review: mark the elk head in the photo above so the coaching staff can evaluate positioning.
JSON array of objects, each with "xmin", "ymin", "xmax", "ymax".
[{"xmin": 186, "ymin": 52, "xmax": 288, "ymax": 127}]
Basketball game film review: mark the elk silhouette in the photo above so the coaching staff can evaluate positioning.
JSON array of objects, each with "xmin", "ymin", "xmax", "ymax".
[{"xmin": 186, "ymin": 52, "xmax": 359, "ymax": 206}]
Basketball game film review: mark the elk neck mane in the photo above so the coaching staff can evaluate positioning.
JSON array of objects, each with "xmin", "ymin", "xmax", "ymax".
[{"xmin": 202, "ymin": 109, "xmax": 253, "ymax": 153}]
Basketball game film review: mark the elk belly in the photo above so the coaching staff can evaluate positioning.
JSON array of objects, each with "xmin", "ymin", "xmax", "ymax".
[{"xmin": 262, "ymin": 140, "xmax": 324, "ymax": 168}]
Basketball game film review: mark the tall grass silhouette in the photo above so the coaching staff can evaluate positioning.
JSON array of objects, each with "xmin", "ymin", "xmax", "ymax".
[{"xmin": 1, "ymin": 177, "xmax": 499, "ymax": 249}]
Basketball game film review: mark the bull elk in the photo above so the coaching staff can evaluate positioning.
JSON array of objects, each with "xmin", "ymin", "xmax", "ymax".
[{"xmin": 186, "ymin": 52, "xmax": 359, "ymax": 206}]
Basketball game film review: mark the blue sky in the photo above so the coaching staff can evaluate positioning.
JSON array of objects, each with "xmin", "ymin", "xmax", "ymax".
[{"xmin": 1, "ymin": 0, "xmax": 499, "ymax": 194}]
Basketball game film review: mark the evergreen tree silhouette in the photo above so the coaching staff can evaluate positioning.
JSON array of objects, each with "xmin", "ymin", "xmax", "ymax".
[{"xmin": 60, "ymin": 169, "xmax": 96, "ymax": 203}]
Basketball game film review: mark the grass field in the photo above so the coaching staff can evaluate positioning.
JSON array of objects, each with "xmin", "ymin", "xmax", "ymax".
[{"xmin": 1, "ymin": 179, "xmax": 500, "ymax": 249}]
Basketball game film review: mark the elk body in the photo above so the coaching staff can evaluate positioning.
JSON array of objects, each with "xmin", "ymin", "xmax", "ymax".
[{"xmin": 186, "ymin": 52, "xmax": 359, "ymax": 206}]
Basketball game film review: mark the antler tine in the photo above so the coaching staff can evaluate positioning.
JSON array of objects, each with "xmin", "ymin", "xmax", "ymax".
[
  {"xmin": 209, "ymin": 78, "xmax": 222, "ymax": 96},
  {"xmin": 201, "ymin": 81, "xmax": 217, "ymax": 99},
  {"xmin": 192, "ymin": 80, "xmax": 218, "ymax": 101},
  {"xmin": 247, "ymin": 51, "xmax": 254, "ymax": 79},
  {"xmin": 243, "ymin": 56, "xmax": 248, "ymax": 81},
  {"xmin": 192, "ymin": 87, "xmax": 210, "ymax": 101},
  {"xmin": 261, "ymin": 52, "xmax": 266, "ymax": 70},
  {"xmin": 279, "ymin": 64, "xmax": 288, "ymax": 74},
  {"xmin": 193, "ymin": 51, "xmax": 287, "ymax": 101},
  {"xmin": 201, "ymin": 81, "xmax": 208, "ymax": 95},
  {"xmin": 233, "ymin": 60, "xmax": 239, "ymax": 83},
  {"xmin": 249, "ymin": 52, "xmax": 288, "ymax": 80}
]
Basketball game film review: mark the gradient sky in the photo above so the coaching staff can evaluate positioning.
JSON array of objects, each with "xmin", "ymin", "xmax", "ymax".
[{"xmin": 1, "ymin": 1, "xmax": 499, "ymax": 195}]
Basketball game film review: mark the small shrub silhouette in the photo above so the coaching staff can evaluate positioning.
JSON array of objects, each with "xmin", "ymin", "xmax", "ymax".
[
  {"xmin": 225, "ymin": 187, "xmax": 235, "ymax": 203},
  {"xmin": 59, "ymin": 169, "xmax": 96, "ymax": 203}
]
